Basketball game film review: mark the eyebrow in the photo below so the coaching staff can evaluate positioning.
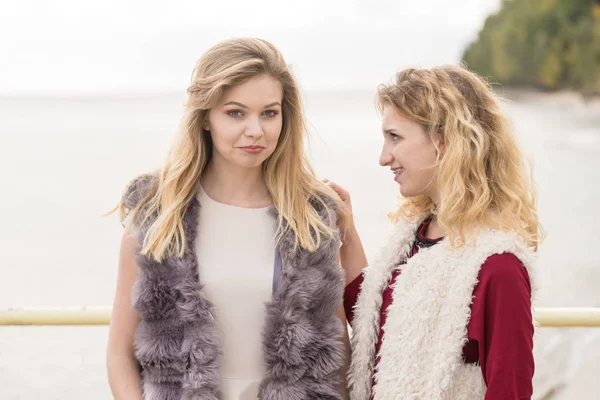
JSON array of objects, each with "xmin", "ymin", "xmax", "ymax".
[{"xmin": 223, "ymin": 101, "xmax": 282, "ymax": 108}]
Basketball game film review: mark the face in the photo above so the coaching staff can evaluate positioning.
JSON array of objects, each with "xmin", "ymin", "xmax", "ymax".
[
  {"xmin": 379, "ymin": 104, "xmax": 443, "ymax": 201},
  {"xmin": 206, "ymin": 74, "xmax": 284, "ymax": 170}
]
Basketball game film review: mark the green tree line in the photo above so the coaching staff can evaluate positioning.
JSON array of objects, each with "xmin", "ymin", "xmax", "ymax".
[{"xmin": 462, "ymin": 0, "xmax": 600, "ymax": 95}]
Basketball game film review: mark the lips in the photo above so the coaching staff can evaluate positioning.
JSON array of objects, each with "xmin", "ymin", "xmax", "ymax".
[
  {"xmin": 239, "ymin": 145, "xmax": 265, "ymax": 154},
  {"xmin": 392, "ymin": 167, "xmax": 405, "ymax": 182}
]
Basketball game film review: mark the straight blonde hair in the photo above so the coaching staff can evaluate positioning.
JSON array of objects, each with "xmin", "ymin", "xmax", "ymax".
[
  {"xmin": 378, "ymin": 65, "xmax": 542, "ymax": 250},
  {"xmin": 117, "ymin": 38, "xmax": 345, "ymax": 261}
]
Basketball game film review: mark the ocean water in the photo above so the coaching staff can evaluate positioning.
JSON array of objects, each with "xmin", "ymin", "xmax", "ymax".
[{"xmin": 0, "ymin": 90, "xmax": 599, "ymax": 399}]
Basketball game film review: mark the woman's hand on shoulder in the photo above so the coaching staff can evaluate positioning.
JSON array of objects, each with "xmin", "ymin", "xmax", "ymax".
[
  {"xmin": 323, "ymin": 179, "xmax": 367, "ymax": 285},
  {"xmin": 323, "ymin": 179, "xmax": 356, "ymax": 237},
  {"xmin": 323, "ymin": 179, "xmax": 353, "ymax": 214}
]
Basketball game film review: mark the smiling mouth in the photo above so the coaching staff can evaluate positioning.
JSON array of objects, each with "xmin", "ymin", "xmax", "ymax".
[{"xmin": 393, "ymin": 167, "xmax": 405, "ymax": 175}]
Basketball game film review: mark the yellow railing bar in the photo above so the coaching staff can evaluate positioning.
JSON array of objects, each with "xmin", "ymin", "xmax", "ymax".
[
  {"xmin": 0, "ymin": 307, "xmax": 599, "ymax": 327},
  {"xmin": 0, "ymin": 307, "xmax": 111, "ymax": 326},
  {"xmin": 534, "ymin": 307, "xmax": 600, "ymax": 327}
]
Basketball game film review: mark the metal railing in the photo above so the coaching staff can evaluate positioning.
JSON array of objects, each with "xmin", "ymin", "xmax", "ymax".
[
  {"xmin": 0, "ymin": 307, "xmax": 111, "ymax": 326},
  {"xmin": 1, "ymin": 307, "xmax": 599, "ymax": 327}
]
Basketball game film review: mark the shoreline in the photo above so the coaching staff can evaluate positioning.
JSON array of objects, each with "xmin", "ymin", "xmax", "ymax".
[
  {"xmin": 1, "ymin": 87, "xmax": 599, "ymax": 111},
  {"xmin": 493, "ymin": 87, "xmax": 600, "ymax": 109}
]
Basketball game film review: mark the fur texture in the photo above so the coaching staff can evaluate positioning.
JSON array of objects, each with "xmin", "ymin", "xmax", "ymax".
[
  {"xmin": 122, "ymin": 176, "xmax": 345, "ymax": 400},
  {"xmin": 348, "ymin": 216, "xmax": 537, "ymax": 400}
]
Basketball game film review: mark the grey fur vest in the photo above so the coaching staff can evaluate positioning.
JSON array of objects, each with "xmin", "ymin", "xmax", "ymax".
[{"xmin": 122, "ymin": 176, "xmax": 345, "ymax": 400}]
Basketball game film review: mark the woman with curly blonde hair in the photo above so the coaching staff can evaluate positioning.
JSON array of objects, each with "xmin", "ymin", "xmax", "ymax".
[
  {"xmin": 327, "ymin": 65, "xmax": 542, "ymax": 400},
  {"xmin": 106, "ymin": 38, "xmax": 350, "ymax": 400}
]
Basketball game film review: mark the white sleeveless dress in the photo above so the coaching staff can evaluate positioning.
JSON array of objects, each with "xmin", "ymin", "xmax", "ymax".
[{"xmin": 195, "ymin": 185, "xmax": 277, "ymax": 399}]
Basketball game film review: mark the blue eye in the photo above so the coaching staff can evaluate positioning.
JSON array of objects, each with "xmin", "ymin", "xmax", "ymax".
[
  {"xmin": 262, "ymin": 110, "xmax": 279, "ymax": 118},
  {"xmin": 227, "ymin": 110, "xmax": 244, "ymax": 118}
]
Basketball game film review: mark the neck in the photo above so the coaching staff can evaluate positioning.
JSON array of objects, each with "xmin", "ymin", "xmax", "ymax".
[
  {"xmin": 425, "ymin": 190, "xmax": 445, "ymax": 239},
  {"xmin": 201, "ymin": 158, "xmax": 272, "ymax": 208},
  {"xmin": 425, "ymin": 215, "xmax": 446, "ymax": 240}
]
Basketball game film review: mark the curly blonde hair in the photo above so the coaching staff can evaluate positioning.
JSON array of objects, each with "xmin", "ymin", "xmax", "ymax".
[{"xmin": 378, "ymin": 65, "xmax": 542, "ymax": 250}]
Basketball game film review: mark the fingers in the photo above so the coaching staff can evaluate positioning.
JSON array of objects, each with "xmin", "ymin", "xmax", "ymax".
[
  {"xmin": 324, "ymin": 179, "xmax": 349, "ymax": 199},
  {"xmin": 322, "ymin": 179, "xmax": 355, "ymax": 230}
]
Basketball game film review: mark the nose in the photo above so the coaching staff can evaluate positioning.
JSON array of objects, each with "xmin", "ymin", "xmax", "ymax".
[
  {"xmin": 379, "ymin": 144, "xmax": 393, "ymax": 167},
  {"xmin": 244, "ymin": 117, "xmax": 264, "ymax": 140}
]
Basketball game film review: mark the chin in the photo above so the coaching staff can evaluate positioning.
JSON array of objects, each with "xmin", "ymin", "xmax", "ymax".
[
  {"xmin": 399, "ymin": 186, "xmax": 418, "ymax": 198},
  {"xmin": 235, "ymin": 158, "xmax": 267, "ymax": 169}
]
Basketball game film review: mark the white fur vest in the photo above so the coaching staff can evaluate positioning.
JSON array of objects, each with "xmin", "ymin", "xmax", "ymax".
[
  {"xmin": 122, "ymin": 176, "xmax": 346, "ymax": 400},
  {"xmin": 347, "ymin": 216, "xmax": 537, "ymax": 400}
]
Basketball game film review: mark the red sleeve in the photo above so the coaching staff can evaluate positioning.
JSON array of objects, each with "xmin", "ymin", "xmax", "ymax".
[
  {"xmin": 344, "ymin": 273, "xmax": 364, "ymax": 325},
  {"xmin": 468, "ymin": 253, "xmax": 534, "ymax": 400}
]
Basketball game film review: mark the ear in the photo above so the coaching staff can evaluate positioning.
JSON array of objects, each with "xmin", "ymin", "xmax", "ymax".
[
  {"xmin": 438, "ymin": 137, "xmax": 446, "ymax": 154},
  {"xmin": 203, "ymin": 120, "xmax": 210, "ymax": 132},
  {"xmin": 433, "ymin": 131, "xmax": 445, "ymax": 155}
]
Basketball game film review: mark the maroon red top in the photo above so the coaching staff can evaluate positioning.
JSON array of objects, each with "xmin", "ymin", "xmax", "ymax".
[{"xmin": 344, "ymin": 220, "xmax": 534, "ymax": 399}]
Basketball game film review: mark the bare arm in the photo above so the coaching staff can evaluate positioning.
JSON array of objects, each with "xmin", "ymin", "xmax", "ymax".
[
  {"xmin": 339, "ymin": 226, "xmax": 368, "ymax": 285},
  {"xmin": 324, "ymin": 180, "xmax": 368, "ymax": 285},
  {"xmin": 107, "ymin": 232, "xmax": 143, "ymax": 400}
]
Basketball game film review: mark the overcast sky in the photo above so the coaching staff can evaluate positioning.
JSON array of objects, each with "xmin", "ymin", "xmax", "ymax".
[{"xmin": 0, "ymin": 0, "xmax": 501, "ymax": 94}]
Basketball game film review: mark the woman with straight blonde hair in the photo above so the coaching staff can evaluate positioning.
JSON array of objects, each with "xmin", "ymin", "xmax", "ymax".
[
  {"xmin": 327, "ymin": 65, "xmax": 542, "ymax": 399},
  {"xmin": 106, "ymin": 38, "xmax": 350, "ymax": 400}
]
